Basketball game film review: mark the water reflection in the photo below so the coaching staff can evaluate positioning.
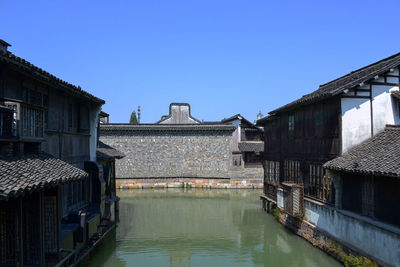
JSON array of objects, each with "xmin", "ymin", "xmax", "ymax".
[{"xmin": 87, "ymin": 189, "xmax": 341, "ymax": 267}]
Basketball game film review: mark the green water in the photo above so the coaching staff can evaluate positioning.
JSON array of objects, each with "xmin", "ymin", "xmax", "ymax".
[{"xmin": 87, "ymin": 189, "xmax": 341, "ymax": 267}]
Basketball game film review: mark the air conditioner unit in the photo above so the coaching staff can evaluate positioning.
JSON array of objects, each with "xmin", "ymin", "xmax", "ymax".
[{"xmin": 282, "ymin": 182, "xmax": 304, "ymax": 217}]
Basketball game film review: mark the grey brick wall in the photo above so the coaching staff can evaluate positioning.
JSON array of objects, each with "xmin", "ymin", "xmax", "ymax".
[{"xmin": 100, "ymin": 131, "xmax": 233, "ymax": 179}]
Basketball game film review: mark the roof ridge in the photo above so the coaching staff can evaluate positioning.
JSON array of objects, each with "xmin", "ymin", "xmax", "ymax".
[
  {"xmin": 0, "ymin": 49, "xmax": 105, "ymax": 104},
  {"xmin": 318, "ymin": 51, "xmax": 400, "ymax": 88},
  {"xmin": 265, "ymin": 51, "xmax": 400, "ymax": 116},
  {"xmin": 385, "ymin": 124, "xmax": 400, "ymax": 129}
]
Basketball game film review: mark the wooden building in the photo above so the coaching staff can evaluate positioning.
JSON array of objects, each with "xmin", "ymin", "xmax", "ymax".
[
  {"xmin": 0, "ymin": 39, "xmax": 113, "ymax": 266},
  {"xmin": 96, "ymin": 140, "xmax": 125, "ymax": 222},
  {"xmin": 222, "ymin": 114, "xmax": 264, "ymax": 168},
  {"xmin": 258, "ymin": 51, "xmax": 400, "ymax": 266},
  {"xmin": 324, "ymin": 125, "xmax": 400, "ymax": 227}
]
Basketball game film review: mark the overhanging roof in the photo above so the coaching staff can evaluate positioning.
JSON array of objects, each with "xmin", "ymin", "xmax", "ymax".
[
  {"xmin": 261, "ymin": 51, "xmax": 400, "ymax": 118},
  {"xmin": 238, "ymin": 141, "xmax": 264, "ymax": 152},
  {"xmin": 0, "ymin": 154, "xmax": 88, "ymax": 200},
  {"xmin": 0, "ymin": 48, "xmax": 105, "ymax": 104},
  {"xmin": 324, "ymin": 125, "xmax": 400, "ymax": 177},
  {"xmin": 97, "ymin": 141, "xmax": 125, "ymax": 160}
]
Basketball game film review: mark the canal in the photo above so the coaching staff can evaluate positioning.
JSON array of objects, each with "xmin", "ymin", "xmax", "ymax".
[{"xmin": 87, "ymin": 189, "xmax": 341, "ymax": 267}]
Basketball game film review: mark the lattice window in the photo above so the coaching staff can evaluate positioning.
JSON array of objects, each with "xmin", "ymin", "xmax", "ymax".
[
  {"xmin": 65, "ymin": 180, "xmax": 87, "ymax": 213},
  {"xmin": 306, "ymin": 164, "xmax": 333, "ymax": 203},
  {"xmin": 43, "ymin": 94, "xmax": 49, "ymax": 129},
  {"xmin": 21, "ymin": 105, "xmax": 44, "ymax": 138},
  {"xmin": 0, "ymin": 108, "xmax": 13, "ymax": 137},
  {"xmin": 265, "ymin": 160, "xmax": 280, "ymax": 185},
  {"xmin": 0, "ymin": 201, "xmax": 20, "ymax": 266},
  {"xmin": 23, "ymin": 195, "xmax": 40, "ymax": 265},
  {"xmin": 43, "ymin": 196, "xmax": 58, "ymax": 254},
  {"xmin": 284, "ymin": 160, "xmax": 301, "ymax": 183}
]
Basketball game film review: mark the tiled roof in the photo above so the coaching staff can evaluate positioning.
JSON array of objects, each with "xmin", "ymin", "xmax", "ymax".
[
  {"xmin": 0, "ymin": 154, "xmax": 88, "ymax": 200},
  {"xmin": 100, "ymin": 123, "xmax": 236, "ymax": 132},
  {"xmin": 100, "ymin": 110, "xmax": 109, "ymax": 118},
  {"xmin": 268, "ymin": 52, "xmax": 400, "ymax": 115},
  {"xmin": 391, "ymin": 90, "xmax": 400, "ymax": 100},
  {"xmin": 256, "ymin": 114, "xmax": 279, "ymax": 125},
  {"xmin": 97, "ymin": 141, "xmax": 125, "ymax": 160},
  {"xmin": 221, "ymin": 114, "xmax": 254, "ymax": 126},
  {"xmin": 324, "ymin": 125, "xmax": 400, "ymax": 177},
  {"xmin": 0, "ymin": 49, "xmax": 105, "ymax": 104},
  {"xmin": 238, "ymin": 141, "xmax": 264, "ymax": 152}
]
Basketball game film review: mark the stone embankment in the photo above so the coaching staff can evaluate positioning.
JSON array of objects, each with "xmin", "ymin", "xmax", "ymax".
[{"xmin": 116, "ymin": 178, "xmax": 263, "ymax": 189}]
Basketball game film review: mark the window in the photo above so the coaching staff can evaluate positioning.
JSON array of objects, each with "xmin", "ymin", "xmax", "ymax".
[
  {"xmin": 21, "ymin": 105, "xmax": 44, "ymax": 138},
  {"xmin": 288, "ymin": 114, "xmax": 295, "ymax": 131},
  {"xmin": 306, "ymin": 164, "xmax": 333, "ymax": 202},
  {"xmin": 264, "ymin": 160, "xmax": 280, "ymax": 200},
  {"xmin": 5, "ymin": 102, "xmax": 44, "ymax": 138},
  {"xmin": 232, "ymin": 154, "xmax": 242, "ymax": 166},
  {"xmin": 284, "ymin": 160, "xmax": 301, "ymax": 183},
  {"xmin": 0, "ymin": 107, "xmax": 13, "ymax": 137},
  {"xmin": 315, "ymin": 109, "xmax": 323, "ymax": 126},
  {"xmin": 265, "ymin": 160, "xmax": 280, "ymax": 185},
  {"xmin": 63, "ymin": 180, "xmax": 88, "ymax": 215},
  {"xmin": 43, "ymin": 95, "xmax": 49, "ymax": 129}
]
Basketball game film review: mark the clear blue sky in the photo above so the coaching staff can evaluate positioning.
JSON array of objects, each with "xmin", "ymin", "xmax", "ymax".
[{"xmin": 1, "ymin": 0, "xmax": 400, "ymax": 123}]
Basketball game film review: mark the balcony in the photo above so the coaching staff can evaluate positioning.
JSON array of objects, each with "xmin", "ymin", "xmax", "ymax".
[{"xmin": 2, "ymin": 101, "xmax": 44, "ymax": 141}]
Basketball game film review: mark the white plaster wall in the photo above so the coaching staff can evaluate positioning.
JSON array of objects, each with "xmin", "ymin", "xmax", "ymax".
[
  {"xmin": 304, "ymin": 200, "xmax": 400, "ymax": 266},
  {"xmin": 89, "ymin": 104, "xmax": 102, "ymax": 161},
  {"xmin": 159, "ymin": 105, "xmax": 199, "ymax": 124},
  {"xmin": 231, "ymin": 119, "xmax": 240, "ymax": 151},
  {"xmin": 372, "ymin": 85, "xmax": 398, "ymax": 134},
  {"xmin": 341, "ymin": 98, "xmax": 371, "ymax": 153}
]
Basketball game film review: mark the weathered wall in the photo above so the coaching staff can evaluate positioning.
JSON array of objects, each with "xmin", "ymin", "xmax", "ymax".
[
  {"xmin": 303, "ymin": 199, "xmax": 400, "ymax": 266},
  {"xmin": 229, "ymin": 165, "xmax": 263, "ymax": 180},
  {"xmin": 100, "ymin": 131, "xmax": 233, "ymax": 179}
]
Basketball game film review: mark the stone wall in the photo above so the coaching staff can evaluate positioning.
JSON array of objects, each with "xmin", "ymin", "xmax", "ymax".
[
  {"xmin": 100, "ymin": 131, "xmax": 233, "ymax": 179},
  {"xmin": 116, "ymin": 178, "xmax": 262, "ymax": 189},
  {"xmin": 229, "ymin": 165, "xmax": 263, "ymax": 180}
]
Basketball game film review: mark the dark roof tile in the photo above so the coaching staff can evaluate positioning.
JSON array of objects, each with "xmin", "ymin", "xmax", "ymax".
[
  {"xmin": 0, "ymin": 50, "xmax": 104, "ymax": 104},
  {"xmin": 0, "ymin": 154, "xmax": 88, "ymax": 200},
  {"xmin": 97, "ymin": 141, "xmax": 125, "ymax": 160},
  {"xmin": 324, "ymin": 125, "xmax": 400, "ymax": 177},
  {"xmin": 238, "ymin": 141, "xmax": 264, "ymax": 152},
  {"xmin": 268, "ymin": 52, "xmax": 400, "ymax": 115}
]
